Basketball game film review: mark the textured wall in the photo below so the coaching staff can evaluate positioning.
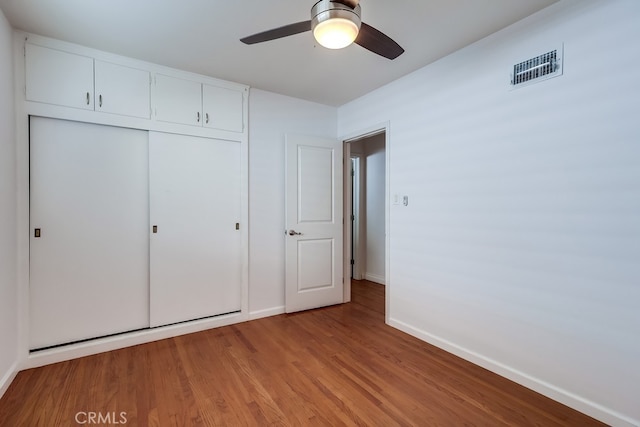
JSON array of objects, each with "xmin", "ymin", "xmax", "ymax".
[
  {"xmin": 0, "ymin": 7, "xmax": 17, "ymax": 396},
  {"xmin": 364, "ymin": 134, "xmax": 386, "ymax": 284},
  {"xmin": 248, "ymin": 89, "xmax": 337, "ymax": 317},
  {"xmin": 338, "ymin": 1, "xmax": 640, "ymax": 425}
]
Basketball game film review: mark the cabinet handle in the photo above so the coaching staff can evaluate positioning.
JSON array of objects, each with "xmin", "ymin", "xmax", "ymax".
[
  {"xmin": 205, "ymin": 113, "xmax": 209, "ymax": 124},
  {"xmin": 86, "ymin": 92, "xmax": 90, "ymax": 105},
  {"xmin": 197, "ymin": 112, "xmax": 201, "ymax": 123},
  {"xmin": 99, "ymin": 94, "xmax": 103, "ymax": 108}
]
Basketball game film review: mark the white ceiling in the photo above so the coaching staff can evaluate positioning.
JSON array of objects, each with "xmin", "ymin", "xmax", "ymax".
[{"xmin": 0, "ymin": 0, "xmax": 558, "ymax": 106}]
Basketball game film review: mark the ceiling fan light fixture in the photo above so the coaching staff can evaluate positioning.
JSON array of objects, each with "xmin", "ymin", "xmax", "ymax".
[
  {"xmin": 313, "ymin": 18, "xmax": 359, "ymax": 49},
  {"xmin": 311, "ymin": 0, "xmax": 362, "ymax": 50}
]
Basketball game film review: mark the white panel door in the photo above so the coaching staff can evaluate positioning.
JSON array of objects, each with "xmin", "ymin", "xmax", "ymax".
[
  {"xmin": 149, "ymin": 132, "xmax": 242, "ymax": 327},
  {"xmin": 29, "ymin": 117, "xmax": 149, "ymax": 350},
  {"xmin": 26, "ymin": 44, "xmax": 94, "ymax": 110},
  {"xmin": 95, "ymin": 60, "xmax": 151, "ymax": 119},
  {"xmin": 202, "ymin": 84, "xmax": 244, "ymax": 133},
  {"xmin": 153, "ymin": 74, "xmax": 202, "ymax": 126},
  {"xmin": 285, "ymin": 134, "xmax": 343, "ymax": 313}
]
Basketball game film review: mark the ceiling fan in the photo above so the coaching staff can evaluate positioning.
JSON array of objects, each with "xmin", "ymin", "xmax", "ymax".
[{"xmin": 240, "ymin": 0, "xmax": 404, "ymax": 60}]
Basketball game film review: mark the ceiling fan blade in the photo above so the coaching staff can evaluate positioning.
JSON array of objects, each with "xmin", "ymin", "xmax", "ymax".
[
  {"xmin": 240, "ymin": 20, "xmax": 312, "ymax": 45},
  {"xmin": 355, "ymin": 22, "xmax": 404, "ymax": 60}
]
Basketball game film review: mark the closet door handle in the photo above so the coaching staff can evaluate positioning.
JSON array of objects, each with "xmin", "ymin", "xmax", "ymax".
[
  {"xmin": 99, "ymin": 94, "xmax": 103, "ymax": 108},
  {"xmin": 205, "ymin": 113, "xmax": 209, "ymax": 124},
  {"xmin": 197, "ymin": 112, "xmax": 201, "ymax": 123},
  {"xmin": 86, "ymin": 92, "xmax": 90, "ymax": 105}
]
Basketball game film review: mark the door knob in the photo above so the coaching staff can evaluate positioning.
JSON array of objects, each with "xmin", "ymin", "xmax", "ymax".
[{"xmin": 288, "ymin": 229, "xmax": 303, "ymax": 236}]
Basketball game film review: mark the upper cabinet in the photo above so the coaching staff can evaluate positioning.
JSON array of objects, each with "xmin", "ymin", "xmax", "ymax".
[
  {"xmin": 94, "ymin": 60, "xmax": 151, "ymax": 119},
  {"xmin": 22, "ymin": 36, "xmax": 248, "ymax": 138},
  {"xmin": 203, "ymin": 84, "xmax": 244, "ymax": 133},
  {"xmin": 154, "ymin": 74, "xmax": 245, "ymax": 133},
  {"xmin": 26, "ymin": 43, "xmax": 151, "ymax": 119},
  {"xmin": 26, "ymin": 44, "xmax": 95, "ymax": 111},
  {"xmin": 154, "ymin": 74, "xmax": 202, "ymax": 126}
]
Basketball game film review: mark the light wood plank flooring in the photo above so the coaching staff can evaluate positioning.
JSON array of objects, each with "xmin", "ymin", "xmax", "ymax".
[{"xmin": 0, "ymin": 280, "xmax": 604, "ymax": 426}]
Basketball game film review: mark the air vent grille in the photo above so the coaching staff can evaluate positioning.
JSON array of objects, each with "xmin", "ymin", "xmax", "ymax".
[{"xmin": 511, "ymin": 46, "xmax": 563, "ymax": 88}]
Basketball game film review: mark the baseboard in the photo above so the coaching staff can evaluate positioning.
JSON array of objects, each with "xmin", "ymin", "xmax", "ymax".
[
  {"xmin": 22, "ymin": 306, "xmax": 288, "ymax": 371},
  {"xmin": 0, "ymin": 361, "xmax": 19, "ymax": 400},
  {"xmin": 249, "ymin": 306, "xmax": 285, "ymax": 320},
  {"xmin": 364, "ymin": 273, "xmax": 385, "ymax": 285},
  {"xmin": 388, "ymin": 317, "xmax": 638, "ymax": 427},
  {"xmin": 23, "ymin": 311, "xmax": 247, "ymax": 370}
]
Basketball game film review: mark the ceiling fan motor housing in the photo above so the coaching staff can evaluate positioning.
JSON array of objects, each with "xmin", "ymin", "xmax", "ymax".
[{"xmin": 311, "ymin": 0, "xmax": 362, "ymax": 32}]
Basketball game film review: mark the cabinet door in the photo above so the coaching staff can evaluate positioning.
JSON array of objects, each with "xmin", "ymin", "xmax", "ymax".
[
  {"xmin": 202, "ymin": 84, "xmax": 244, "ymax": 133},
  {"xmin": 149, "ymin": 132, "xmax": 242, "ymax": 327},
  {"xmin": 154, "ymin": 74, "xmax": 202, "ymax": 126},
  {"xmin": 95, "ymin": 60, "xmax": 151, "ymax": 119},
  {"xmin": 29, "ymin": 117, "xmax": 150, "ymax": 350},
  {"xmin": 26, "ymin": 44, "xmax": 94, "ymax": 110}
]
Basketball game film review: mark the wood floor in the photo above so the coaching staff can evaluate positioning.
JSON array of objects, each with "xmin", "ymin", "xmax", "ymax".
[{"xmin": 0, "ymin": 280, "xmax": 604, "ymax": 426}]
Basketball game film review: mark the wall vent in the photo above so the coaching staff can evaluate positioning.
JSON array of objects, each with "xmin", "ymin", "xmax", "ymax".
[{"xmin": 510, "ymin": 45, "xmax": 563, "ymax": 88}]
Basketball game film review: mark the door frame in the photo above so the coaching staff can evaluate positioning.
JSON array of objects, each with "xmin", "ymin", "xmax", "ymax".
[
  {"xmin": 341, "ymin": 122, "xmax": 391, "ymax": 323},
  {"xmin": 350, "ymin": 155, "xmax": 364, "ymax": 281}
]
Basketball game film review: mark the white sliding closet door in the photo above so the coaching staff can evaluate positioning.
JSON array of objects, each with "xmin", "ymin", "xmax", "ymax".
[
  {"xmin": 149, "ymin": 132, "xmax": 242, "ymax": 327},
  {"xmin": 30, "ymin": 117, "xmax": 149, "ymax": 350}
]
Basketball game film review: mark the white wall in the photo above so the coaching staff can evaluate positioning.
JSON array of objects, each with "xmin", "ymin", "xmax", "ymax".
[
  {"xmin": 338, "ymin": 1, "xmax": 640, "ymax": 425},
  {"xmin": 0, "ymin": 7, "xmax": 18, "ymax": 397},
  {"xmin": 363, "ymin": 134, "xmax": 385, "ymax": 284},
  {"xmin": 248, "ymin": 89, "xmax": 337, "ymax": 318}
]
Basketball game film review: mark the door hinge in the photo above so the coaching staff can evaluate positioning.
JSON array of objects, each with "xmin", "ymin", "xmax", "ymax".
[{"xmin": 350, "ymin": 259, "xmax": 354, "ymax": 265}]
